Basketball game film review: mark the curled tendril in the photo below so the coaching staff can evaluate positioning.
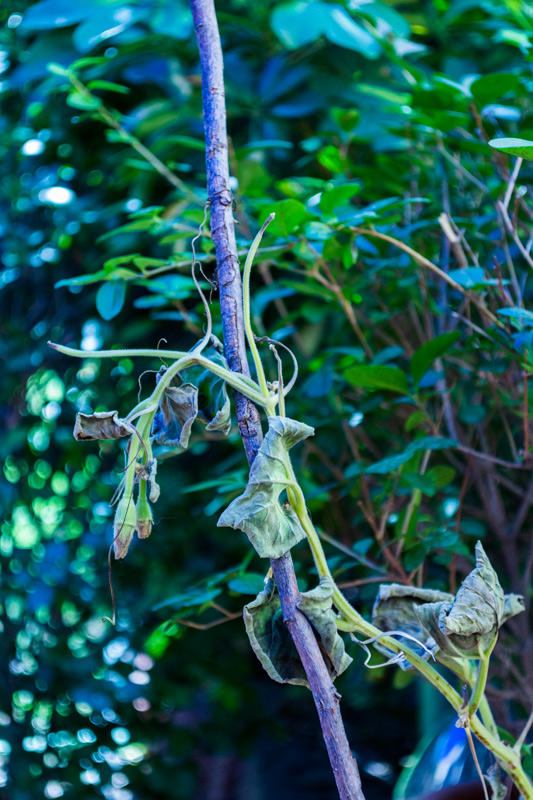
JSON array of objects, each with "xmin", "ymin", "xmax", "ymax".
[
  {"xmin": 255, "ymin": 336, "xmax": 299, "ymax": 397},
  {"xmin": 349, "ymin": 628, "xmax": 437, "ymax": 669}
]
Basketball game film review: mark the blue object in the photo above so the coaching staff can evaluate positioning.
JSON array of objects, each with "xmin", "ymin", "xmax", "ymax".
[{"xmin": 394, "ymin": 717, "xmax": 493, "ymax": 799}]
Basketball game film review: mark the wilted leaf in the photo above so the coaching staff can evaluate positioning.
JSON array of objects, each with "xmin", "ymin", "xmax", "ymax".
[
  {"xmin": 484, "ymin": 764, "xmax": 508, "ymax": 800},
  {"xmin": 217, "ymin": 417, "xmax": 314, "ymax": 558},
  {"xmin": 502, "ymin": 593, "xmax": 525, "ymax": 623},
  {"xmin": 183, "ymin": 348, "xmax": 232, "ymax": 435},
  {"xmin": 73, "ymin": 410, "xmax": 132, "ymax": 441},
  {"xmin": 244, "ymin": 577, "xmax": 352, "ymax": 687},
  {"xmin": 372, "ymin": 584, "xmax": 453, "ymax": 665},
  {"xmin": 415, "ymin": 542, "xmax": 524, "ymax": 657},
  {"xmin": 153, "ymin": 379, "xmax": 198, "ymax": 449}
]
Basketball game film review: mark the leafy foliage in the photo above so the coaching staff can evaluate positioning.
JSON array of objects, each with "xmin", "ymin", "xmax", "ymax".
[{"xmin": 3, "ymin": 0, "xmax": 533, "ymax": 796}]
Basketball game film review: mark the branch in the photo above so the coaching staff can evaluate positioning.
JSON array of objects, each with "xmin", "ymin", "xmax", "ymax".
[{"xmin": 190, "ymin": 2, "xmax": 365, "ymax": 798}]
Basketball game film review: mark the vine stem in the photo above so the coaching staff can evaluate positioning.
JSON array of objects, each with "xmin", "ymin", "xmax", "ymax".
[
  {"xmin": 190, "ymin": 1, "xmax": 366, "ymax": 798},
  {"xmin": 284, "ymin": 451, "xmax": 533, "ymax": 799}
]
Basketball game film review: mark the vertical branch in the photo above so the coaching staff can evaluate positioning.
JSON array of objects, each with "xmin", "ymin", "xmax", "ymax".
[
  {"xmin": 190, "ymin": 0, "xmax": 262, "ymax": 463},
  {"xmin": 190, "ymin": 2, "xmax": 365, "ymax": 798}
]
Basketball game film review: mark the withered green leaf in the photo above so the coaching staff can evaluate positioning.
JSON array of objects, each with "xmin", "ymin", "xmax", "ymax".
[
  {"xmin": 372, "ymin": 584, "xmax": 453, "ymax": 664},
  {"xmin": 188, "ymin": 348, "xmax": 232, "ymax": 435},
  {"xmin": 74, "ymin": 410, "xmax": 132, "ymax": 441},
  {"xmin": 414, "ymin": 542, "xmax": 524, "ymax": 658},
  {"xmin": 244, "ymin": 576, "xmax": 352, "ymax": 687},
  {"xmin": 153, "ymin": 381, "xmax": 198, "ymax": 449},
  {"xmin": 217, "ymin": 416, "xmax": 314, "ymax": 558},
  {"xmin": 502, "ymin": 593, "xmax": 525, "ymax": 623}
]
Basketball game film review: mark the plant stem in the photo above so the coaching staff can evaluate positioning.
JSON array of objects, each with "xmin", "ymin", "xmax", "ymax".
[
  {"xmin": 242, "ymin": 214, "xmax": 275, "ymax": 399},
  {"xmin": 282, "ymin": 447, "xmax": 533, "ymax": 798},
  {"xmin": 48, "ymin": 343, "xmax": 269, "ymax": 408},
  {"xmin": 190, "ymin": 2, "xmax": 366, "ymax": 798},
  {"xmin": 469, "ymin": 637, "xmax": 497, "ymax": 717}
]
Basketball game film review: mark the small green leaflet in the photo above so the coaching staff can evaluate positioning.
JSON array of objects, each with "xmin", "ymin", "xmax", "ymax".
[
  {"xmin": 320, "ymin": 182, "xmax": 361, "ymax": 215},
  {"xmin": 470, "ymin": 73, "xmax": 520, "ymax": 106},
  {"xmin": 489, "ymin": 137, "xmax": 533, "ymax": 161},
  {"xmin": 345, "ymin": 365, "xmax": 408, "ymax": 393},
  {"xmin": 227, "ymin": 574, "xmax": 266, "ymax": 595},
  {"xmin": 260, "ymin": 199, "xmax": 307, "ymax": 238},
  {"xmin": 448, "ymin": 267, "xmax": 485, "ymax": 288},
  {"xmin": 410, "ymin": 331, "xmax": 460, "ymax": 387},
  {"xmin": 152, "ymin": 587, "xmax": 222, "ymax": 612},
  {"xmin": 498, "ymin": 307, "xmax": 533, "ymax": 326},
  {"xmin": 96, "ymin": 280, "xmax": 126, "ymax": 320},
  {"xmin": 366, "ymin": 437, "xmax": 458, "ymax": 474}
]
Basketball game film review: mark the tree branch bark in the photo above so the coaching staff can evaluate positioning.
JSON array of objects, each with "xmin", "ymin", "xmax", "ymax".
[{"xmin": 190, "ymin": 2, "xmax": 365, "ymax": 798}]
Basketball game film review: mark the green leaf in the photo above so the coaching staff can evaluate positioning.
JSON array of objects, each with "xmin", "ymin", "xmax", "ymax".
[
  {"xmin": 470, "ymin": 73, "xmax": 520, "ymax": 106},
  {"xmin": 47, "ymin": 62, "xmax": 72, "ymax": 77},
  {"xmin": 323, "ymin": 6, "xmax": 381, "ymax": 57},
  {"xmin": 55, "ymin": 270, "xmax": 108, "ymax": 288},
  {"xmin": 72, "ymin": 8, "xmax": 146, "ymax": 53},
  {"xmin": 426, "ymin": 465, "xmax": 456, "ymax": 489},
  {"xmin": 366, "ymin": 437, "xmax": 458, "ymax": 475},
  {"xmin": 489, "ymin": 137, "xmax": 533, "ymax": 161},
  {"xmin": 227, "ymin": 574, "xmax": 266, "ymax": 595},
  {"xmin": 270, "ymin": 1, "xmax": 326, "ymax": 49},
  {"xmin": 448, "ymin": 267, "xmax": 485, "ymax": 288},
  {"xmin": 152, "ymin": 587, "xmax": 222, "ymax": 612},
  {"xmin": 22, "ymin": 0, "xmax": 93, "ymax": 31},
  {"xmin": 405, "ymin": 411, "xmax": 425, "ymax": 431},
  {"xmin": 97, "ymin": 218, "xmax": 158, "ymax": 243},
  {"xmin": 235, "ymin": 140, "xmax": 294, "ymax": 158},
  {"xmin": 218, "ymin": 417, "xmax": 314, "ymax": 559},
  {"xmin": 87, "ymin": 80, "xmax": 131, "ymax": 95},
  {"xmin": 96, "ymin": 280, "xmax": 126, "ymax": 321},
  {"xmin": 260, "ymin": 199, "xmax": 307, "ymax": 238},
  {"xmin": 66, "ymin": 91, "xmax": 101, "ymax": 111},
  {"xmin": 497, "ymin": 307, "xmax": 533, "ymax": 326},
  {"xmin": 410, "ymin": 331, "xmax": 460, "ymax": 387},
  {"xmin": 320, "ymin": 182, "xmax": 361, "ymax": 216},
  {"xmin": 244, "ymin": 577, "xmax": 352, "ymax": 686},
  {"xmin": 345, "ymin": 365, "xmax": 408, "ymax": 393}
]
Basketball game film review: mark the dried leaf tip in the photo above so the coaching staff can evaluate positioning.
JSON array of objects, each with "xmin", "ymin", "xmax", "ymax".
[{"xmin": 113, "ymin": 496, "xmax": 137, "ymax": 559}]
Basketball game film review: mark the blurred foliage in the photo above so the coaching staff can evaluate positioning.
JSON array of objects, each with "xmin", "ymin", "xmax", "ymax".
[{"xmin": 2, "ymin": 0, "xmax": 533, "ymax": 798}]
